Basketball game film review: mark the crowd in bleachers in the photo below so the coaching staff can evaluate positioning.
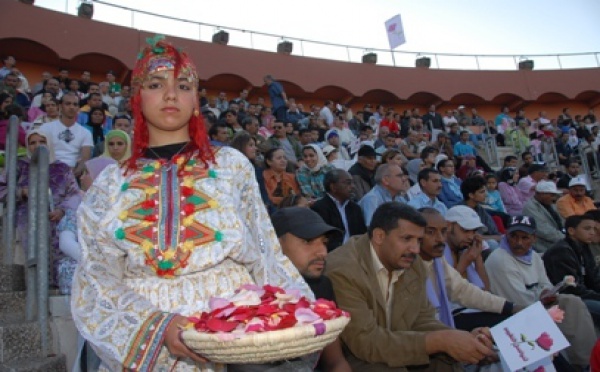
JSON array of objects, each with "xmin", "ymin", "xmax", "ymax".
[{"xmin": 2, "ymin": 53, "xmax": 600, "ymax": 370}]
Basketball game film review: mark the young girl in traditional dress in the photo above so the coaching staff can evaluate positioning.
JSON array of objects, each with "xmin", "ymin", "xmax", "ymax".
[{"xmin": 71, "ymin": 37, "xmax": 310, "ymax": 371}]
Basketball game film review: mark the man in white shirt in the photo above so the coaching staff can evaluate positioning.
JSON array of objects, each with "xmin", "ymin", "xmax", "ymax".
[
  {"xmin": 40, "ymin": 93, "xmax": 93, "ymax": 177},
  {"xmin": 319, "ymin": 100, "xmax": 335, "ymax": 127}
]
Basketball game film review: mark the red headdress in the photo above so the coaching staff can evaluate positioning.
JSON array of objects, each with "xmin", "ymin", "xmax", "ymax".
[{"xmin": 126, "ymin": 35, "xmax": 214, "ymax": 172}]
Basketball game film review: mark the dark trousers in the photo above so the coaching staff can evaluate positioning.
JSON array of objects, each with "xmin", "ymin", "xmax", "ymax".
[{"xmin": 453, "ymin": 312, "xmax": 510, "ymax": 332}]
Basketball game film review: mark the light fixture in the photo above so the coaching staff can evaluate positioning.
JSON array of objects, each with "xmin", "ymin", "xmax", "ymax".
[
  {"xmin": 415, "ymin": 55, "xmax": 431, "ymax": 68},
  {"xmin": 78, "ymin": 0, "xmax": 94, "ymax": 19},
  {"xmin": 277, "ymin": 40, "xmax": 293, "ymax": 55},
  {"xmin": 518, "ymin": 58, "xmax": 534, "ymax": 71},
  {"xmin": 362, "ymin": 52, "xmax": 377, "ymax": 64},
  {"xmin": 212, "ymin": 30, "xmax": 229, "ymax": 45}
]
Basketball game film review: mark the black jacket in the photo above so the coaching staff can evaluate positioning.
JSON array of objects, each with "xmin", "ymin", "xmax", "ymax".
[
  {"xmin": 543, "ymin": 237, "xmax": 600, "ymax": 301},
  {"xmin": 311, "ymin": 195, "xmax": 367, "ymax": 252}
]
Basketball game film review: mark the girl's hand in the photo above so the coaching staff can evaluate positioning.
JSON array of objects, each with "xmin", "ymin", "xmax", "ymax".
[{"xmin": 49, "ymin": 209, "xmax": 65, "ymax": 222}]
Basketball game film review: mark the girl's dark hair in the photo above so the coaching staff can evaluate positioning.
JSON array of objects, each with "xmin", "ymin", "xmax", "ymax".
[
  {"xmin": 230, "ymin": 132, "xmax": 255, "ymax": 163},
  {"xmin": 87, "ymin": 107, "xmax": 106, "ymax": 124},
  {"xmin": 485, "ymin": 173, "xmax": 498, "ymax": 182},
  {"xmin": 40, "ymin": 97, "xmax": 59, "ymax": 112},
  {"xmin": 278, "ymin": 194, "xmax": 303, "ymax": 208},
  {"xmin": 0, "ymin": 93, "xmax": 11, "ymax": 108},
  {"xmin": 264, "ymin": 147, "xmax": 284, "ymax": 169}
]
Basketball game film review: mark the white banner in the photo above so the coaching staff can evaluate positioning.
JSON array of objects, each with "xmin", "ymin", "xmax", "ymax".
[{"xmin": 385, "ymin": 14, "xmax": 406, "ymax": 50}]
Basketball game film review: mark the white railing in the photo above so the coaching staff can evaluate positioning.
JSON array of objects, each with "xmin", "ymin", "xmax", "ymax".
[{"xmin": 32, "ymin": 0, "xmax": 600, "ymax": 71}]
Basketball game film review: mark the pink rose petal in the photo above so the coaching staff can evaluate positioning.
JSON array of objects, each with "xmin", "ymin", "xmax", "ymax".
[
  {"xmin": 209, "ymin": 297, "xmax": 231, "ymax": 311},
  {"xmin": 295, "ymin": 308, "xmax": 321, "ymax": 324}
]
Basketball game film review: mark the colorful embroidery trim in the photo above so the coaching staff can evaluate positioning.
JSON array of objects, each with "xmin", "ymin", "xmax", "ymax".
[{"xmin": 116, "ymin": 156, "xmax": 222, "ymax": 278}]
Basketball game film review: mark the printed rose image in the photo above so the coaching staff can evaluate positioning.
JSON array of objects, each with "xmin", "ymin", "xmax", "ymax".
[
  {"xmin": 508, "ymin": 328, "xmax": 555, "ymax": 362},
  {"xmin": 535, "ymin": 332, "xmax": 553, "ymax": 351}
]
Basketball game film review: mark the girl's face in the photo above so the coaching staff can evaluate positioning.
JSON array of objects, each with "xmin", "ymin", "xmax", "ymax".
[
  {"xmin": 91, "ymin": 110, "xmax": 105, "ymax": 124},
  {"xmin": 267, "ymin": 149, "xmax": 287, "ymax": 172},
  {"xmin": 243, "ymin": 139, "xmax": 257, "ymax": 160},
  {"xmin": 303, "ymin": 148, "xmax": 318, "ymax": 169},
  {"xmin": 107, "ymin": 136, "xmax": 127, "ymax": 161},
  {"xmin": 326, "ymin": 151, "xmax": 338, "ymax": 162},
  {"xmin": 1, "ymin": 96, "xmax": 12, "ymax": 111},
  {"xmin": 387, "ymin": 153, "xmax": 403, "ymax": 167},
  {"xmin": 486, "ymin": 178, "xmax": 498, "ymax": 191},
  {"xmin": 140, "ymin": 70, "xmax": 196, "ymax": 144},
  {"xmin": 28, "ymin": 133, "xmax": 47, "ymax": 155},
  {"xmin": 285, "ymin": 123, "xmax": 294, "ymax": 134},
  {"xmin": 45, "ymin": 101, "xmax": 58, "ymax": 116},
  {"xmin": 42, "ymin": 92, "xmax": 54, "ymax": 104}
]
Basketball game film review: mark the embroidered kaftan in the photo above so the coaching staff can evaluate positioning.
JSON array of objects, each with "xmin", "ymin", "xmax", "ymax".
[{"xmin": 71, "ymin": 147, "xmax": 312, "ymax": 371}]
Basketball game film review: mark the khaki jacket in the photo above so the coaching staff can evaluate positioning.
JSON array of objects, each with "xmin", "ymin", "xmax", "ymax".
[{"xmin": 325, "ymin": 234, "xmax": 449, "ymax": 370}]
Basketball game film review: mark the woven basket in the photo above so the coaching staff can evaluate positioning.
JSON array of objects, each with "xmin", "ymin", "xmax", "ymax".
[{"xmin": 181, "ymin": 316, "xmax": 350, "ymax": 364}]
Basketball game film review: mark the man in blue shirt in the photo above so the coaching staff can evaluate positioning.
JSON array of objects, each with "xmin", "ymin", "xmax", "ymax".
[
  {"xmin": 264, "ymin": 74, "xmax": 288, "ymax": 121},
  {"xmin": 360, "ymin": 163, "xmax": 410, "ymax": 225},
  {"xmin": 408, "ymin": 168, "xmax": 448, "ymax": 216},
  {"xmin": 454, "ymin": 131, "xmax": 477, "ymax": 159}
]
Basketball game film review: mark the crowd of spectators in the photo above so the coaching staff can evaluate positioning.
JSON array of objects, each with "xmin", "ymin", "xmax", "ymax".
[{"xmin": 2, "ymin": 56, "xmax": 600, "ymax": 370}]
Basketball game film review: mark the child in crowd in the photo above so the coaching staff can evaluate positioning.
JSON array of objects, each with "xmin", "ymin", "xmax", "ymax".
[{"xmin": 483, "ymin": 173, "xmax": 506, "ymax": 213}]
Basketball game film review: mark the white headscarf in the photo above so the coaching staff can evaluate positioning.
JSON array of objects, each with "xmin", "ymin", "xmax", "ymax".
[
  {"xmin": 25, "ymin": 129, "xmax": 56, "ymax": 164},
  {"xmin": 304, "ymin": 144, "xmax": 328, "ymax": 173},
  {"xmin": 567, "ymin": 128, "xmax": 579, "ymax": 148}
]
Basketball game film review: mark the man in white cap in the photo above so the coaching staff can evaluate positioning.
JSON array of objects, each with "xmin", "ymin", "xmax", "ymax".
[
  {"xmin": 522, "ymin": 180, "xmax": 565, "ymax": 253},
  {"xmin": 486, "ymin": 215, "xmax": 596, "ymax": 370},
  {"xmin": 556, "ymin": 176, "xmax": 597, "ymax": 219},
  {"xmin": 418, "ymin": 207, "xmax": 517, "ymax": 332},
  {"xmin": 443, "ymin": 206, "xmax": 491, "ymax": 293}
]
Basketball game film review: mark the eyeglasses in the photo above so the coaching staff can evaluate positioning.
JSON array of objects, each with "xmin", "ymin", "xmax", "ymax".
[{"xmin": 273, "ymin": 126, "xmax": 283, "ymax": 129}]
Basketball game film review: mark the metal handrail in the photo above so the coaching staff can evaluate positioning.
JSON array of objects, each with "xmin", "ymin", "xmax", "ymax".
[
  {"xmin": 2, "ymin": 116, "xmax": 19, "ymax": 265},
  {"xmin": 34, "ymin": 0, "xmax": 600, "ymax": 70},
  {"xmin": 25, "ymin": 145, "xmax": 50, "ymax": 357}
]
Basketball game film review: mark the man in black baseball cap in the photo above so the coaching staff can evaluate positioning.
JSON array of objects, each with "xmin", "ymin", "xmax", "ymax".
[{"xmin": 269, "ymin": 207, "xmax": 351, "ymax": 371}]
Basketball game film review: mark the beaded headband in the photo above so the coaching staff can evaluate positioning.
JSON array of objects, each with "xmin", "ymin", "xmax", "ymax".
[{"xmin": 132, "ymin": 35, "xmax": 198, "ymax": 87}]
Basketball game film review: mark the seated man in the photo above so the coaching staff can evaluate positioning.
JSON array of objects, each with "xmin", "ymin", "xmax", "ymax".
[
  {"xmin": 408, "ymin": 168, "xmax": 448, "ymax": 217},
  {"xmin": 443, "ymin": 206, "xmax": 490, "ymax": 292},
  {"xmin": 459, "ymin": 177, "xmax": 502, "ymax": 248},
  {"xmin": 311, "ymin": 169, "xmax": 367, "ymax": 252},
  {"xmin": 521, "ymin": 181, "xmax": 565, "ymax": 253},
  {"xmin": 360, "ymin": 163, "xmax": 410, "ymax": 225},
  {"xmin": 269, "ymin": 207, "xmax": 351, "ymax": 372},
  {"xmin": 556, "ymin": 159, "xmax": 582, "ymax": 191},
  {"xmin": 326, "ymin": 202, "xmax": 495, "ymax": 371},
  {"xmin": 485, "ymin": 215, "xmax": 596, "ymax": 369},
  {"xmin": 556, "ymin": 176, "xmax": 596, "ymax": 219},
  {"xmin": 543, "ymin": 214, "xmax": 600, "ymax": 326},
  {"xmin": 348, "ymin": 145, "xmax": 377, "ymax": 201},
  {"xmin": 418, "ymin": 208, "xmax": 516, "ymax": 331}
]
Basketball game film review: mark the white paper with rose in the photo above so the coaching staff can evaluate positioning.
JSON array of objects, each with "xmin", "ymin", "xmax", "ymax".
[{"xmin": 490, "ymin": 302, "xmax": 568, "ymax": 372}]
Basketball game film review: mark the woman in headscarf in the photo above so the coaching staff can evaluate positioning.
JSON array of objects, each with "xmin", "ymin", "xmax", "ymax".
[
  {"xmin": 0, "ymin": 129, "xmax": 80, "ymax": 288},
  {"xmin": 71, "ymin": 36, "xmax": 310, "ymax": 371},
  {"xmin": 567, "ymin": 128, "xmax": 580, "ymax": 150},
  {"xmin": 80, "ymin": 129, "xmax": 132, "ymax": 192},
  {"xmin": 295, "ymin": 144, "xmax": 336, "ymax": 199},
  {"xmin": 497, "ymin": 167, "xmax": 525, "ymax": 216}
]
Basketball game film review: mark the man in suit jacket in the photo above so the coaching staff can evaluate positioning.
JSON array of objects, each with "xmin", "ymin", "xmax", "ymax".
[
  {"xmin": 522, "ymin": 181, "xmax": 565, "ymax": 253},
  {"xmin": 311, "ymin": 169, "xmax": 367, "ymax": 252},
  {"xmin": 421, "ymin": 104, "xmax": 445, "ymax": 131},
  {"xmin": 325, "ymin": 202, "xmax": 496, "ymax": 371}
]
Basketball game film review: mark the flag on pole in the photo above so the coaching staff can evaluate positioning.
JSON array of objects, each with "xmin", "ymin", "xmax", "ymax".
[{"xmin": 385, "ymin": 14, "xmax": 406, "ymax": 50}]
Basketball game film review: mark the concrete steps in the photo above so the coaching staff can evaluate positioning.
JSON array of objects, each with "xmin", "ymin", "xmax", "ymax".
[
  {"xmin": 0, "ymin": 319, "xmax": 41, "ymax": 363},
  {"xmin": 0, "ymin": 258, "xmax": 67, "ymax": 371},
  {"xmin": 0, "ymin": 354, "xmax": 66, "ymax": 372}
]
